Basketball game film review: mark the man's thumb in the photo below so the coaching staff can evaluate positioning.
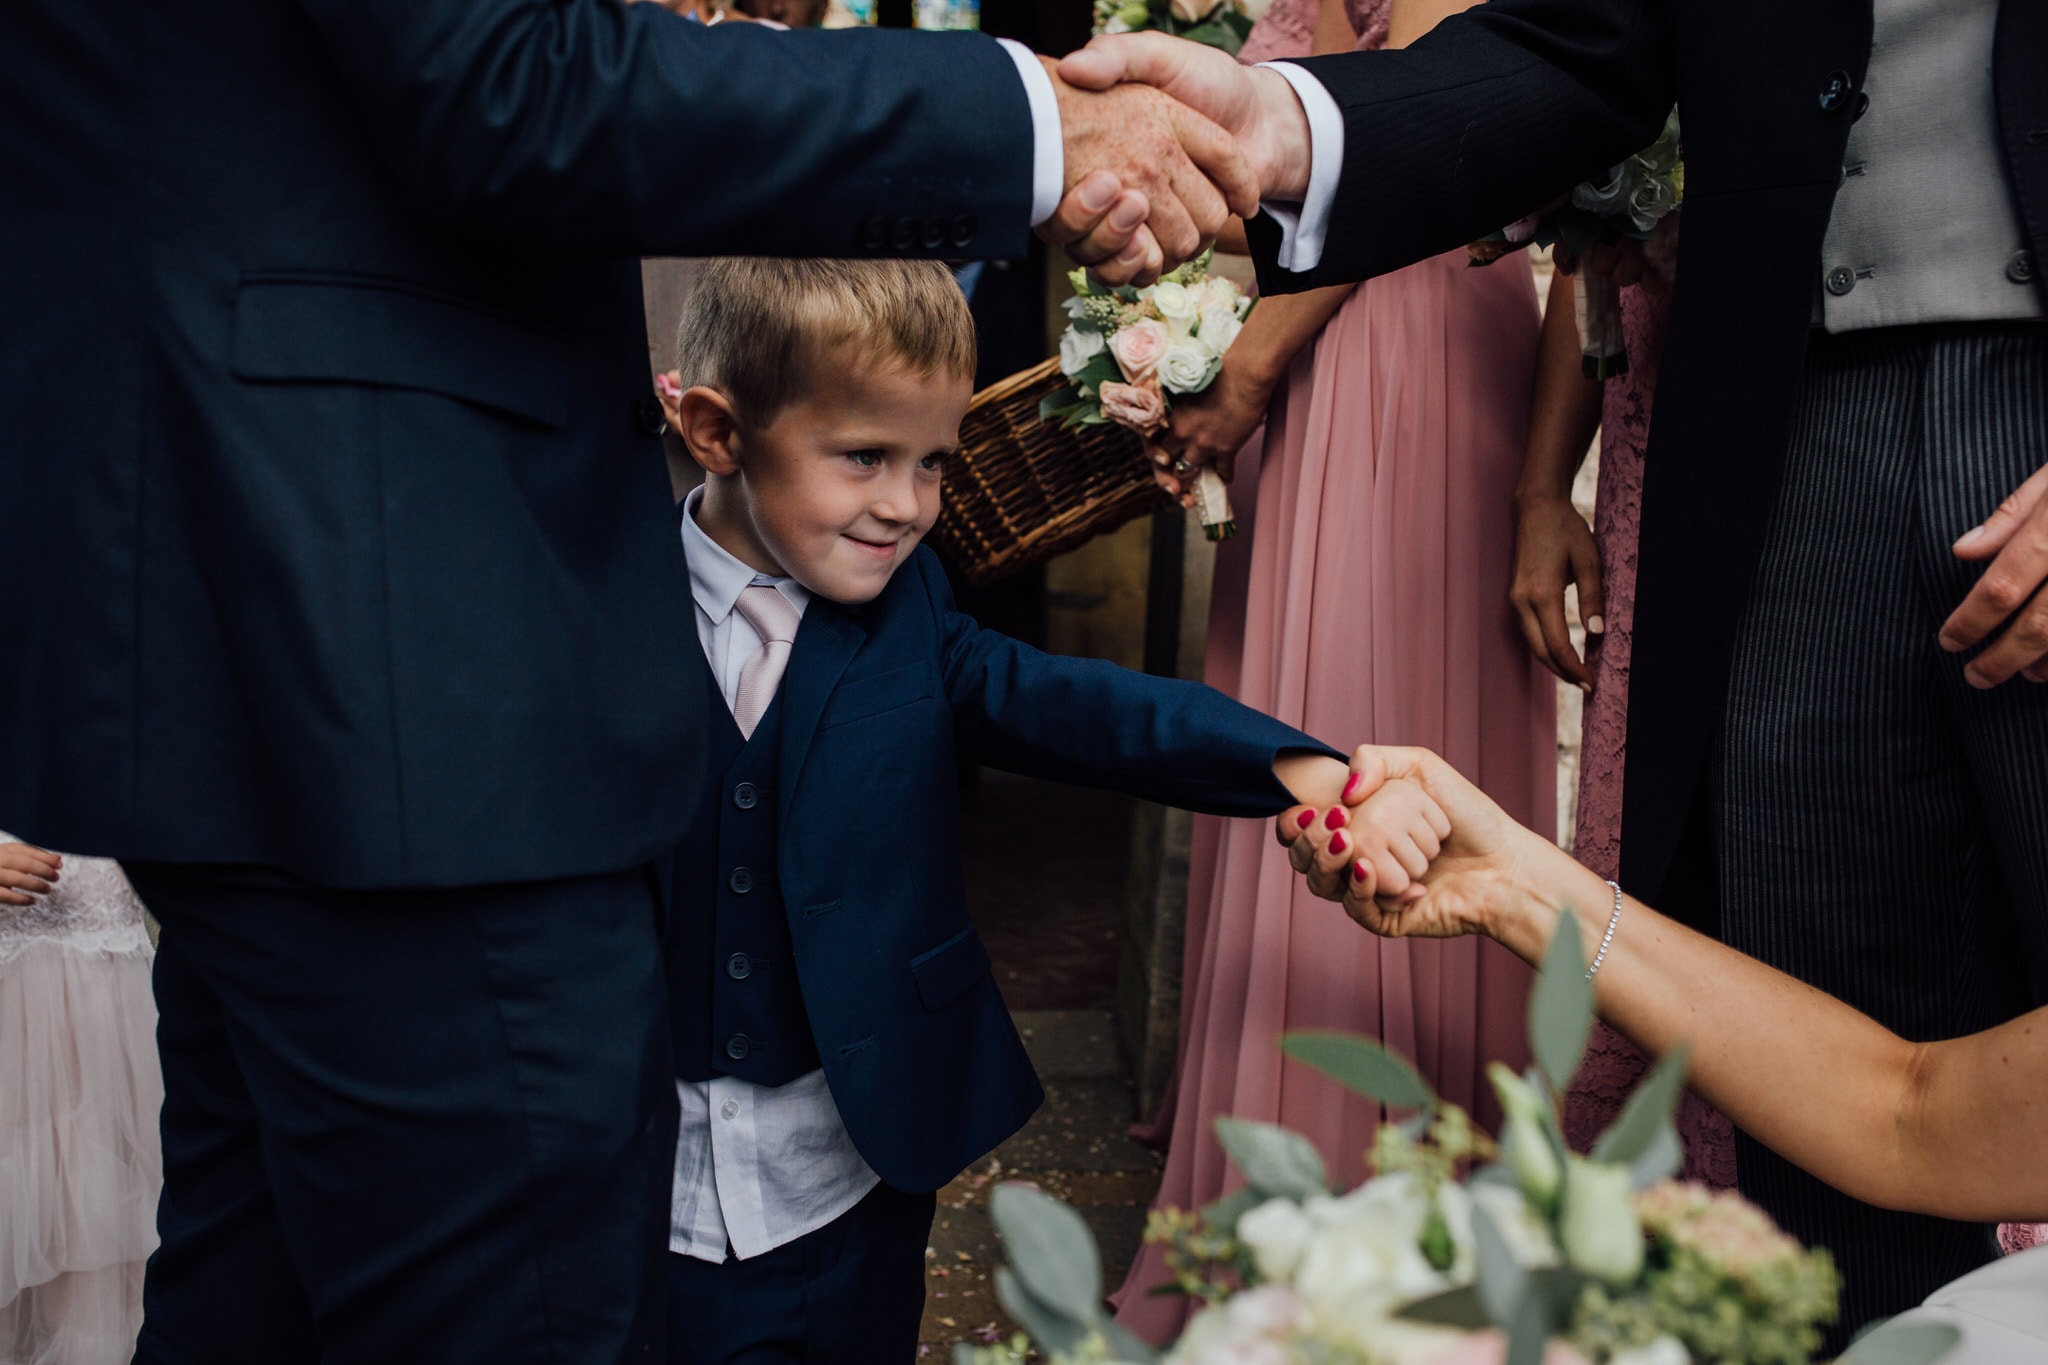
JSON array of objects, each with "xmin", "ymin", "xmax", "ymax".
[{"xmin": 1058, "ymin": 33, "xmax": 1180, "ymax": 92}]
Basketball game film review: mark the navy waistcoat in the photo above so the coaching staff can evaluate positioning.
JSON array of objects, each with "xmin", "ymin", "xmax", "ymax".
[{"xmin": 668, "ymin": 664, "xmax": 821, "ymax": 1087}]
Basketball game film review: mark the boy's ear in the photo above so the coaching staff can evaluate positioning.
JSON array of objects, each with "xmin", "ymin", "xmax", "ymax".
[{"xmin": 676, "ymin": 386, "xmax": 744, "ymax": 477}]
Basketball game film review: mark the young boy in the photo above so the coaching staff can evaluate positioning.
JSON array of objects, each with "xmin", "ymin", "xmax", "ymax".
[{"xmin": 654, "ymin": 259, "xmax": 1446, "ymax": 1363}]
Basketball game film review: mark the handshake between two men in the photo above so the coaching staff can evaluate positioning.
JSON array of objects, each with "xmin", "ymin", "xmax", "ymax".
[{"xmin": 1031, "ymin": 34, "xmax": 1317, "ymax": 286}]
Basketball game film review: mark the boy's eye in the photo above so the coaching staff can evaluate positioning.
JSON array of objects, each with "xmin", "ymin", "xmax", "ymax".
[
  {"xmin": 919, "ymin": 451, "xmax": 949, "ymax": 473},
  {"xmin": 845, "ymin": 448, "xmax": 884, "ymax": 468}
]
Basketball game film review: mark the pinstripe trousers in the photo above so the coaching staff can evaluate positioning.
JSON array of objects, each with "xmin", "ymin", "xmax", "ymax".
[{"xmin": 1718, "ymin": 321, "xmax": 2048, "ymax": 1343}]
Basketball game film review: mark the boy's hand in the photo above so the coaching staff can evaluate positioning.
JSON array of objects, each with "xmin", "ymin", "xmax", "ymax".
[
  {"xmin": 1278, "ymin": 777, "xmax": 1447, "ymax": 903},
  {"xmin": 0, "ymin": 841, "xmax": 62, "ymax": 907}
]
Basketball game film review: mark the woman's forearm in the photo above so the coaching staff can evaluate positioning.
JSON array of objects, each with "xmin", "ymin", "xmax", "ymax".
[
  {"xmin": 1515, "ymin": 270, "xmax": 1602, "ymax": 508},
  {"xmin": 1493, "ymin": 839, "xmax": 2048, "ymax": 1222},
  {"xmin": 1232, "ymin": 286, "xmax": 1354, "ymax": 389}
]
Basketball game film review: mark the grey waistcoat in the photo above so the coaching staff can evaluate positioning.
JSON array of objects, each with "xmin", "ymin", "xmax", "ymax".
[{"xmin": 1816, "ymin": 0, "xmax": 2042, "ymax": 331}]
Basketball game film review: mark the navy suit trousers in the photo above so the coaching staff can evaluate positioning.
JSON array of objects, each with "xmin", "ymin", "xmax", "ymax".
[
  {"xmin": 665, "ymin": 1183, "xmax": 935, "ymax": 1365},
  {"xmin": 131, "ymin": 866, "xmax": 676, "ymax": 1364}
]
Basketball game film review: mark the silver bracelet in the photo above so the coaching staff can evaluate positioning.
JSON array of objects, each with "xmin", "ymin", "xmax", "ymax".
[{"xmin": 1585, "ymin": 879, "xmax": 1623, "ymax": 980}]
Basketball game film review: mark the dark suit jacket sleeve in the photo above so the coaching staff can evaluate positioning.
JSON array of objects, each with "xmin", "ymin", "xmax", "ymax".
[
  {"xmin": 1245, "ymin": 0, "xmax": 1675, "ymax": 292},
  {"xmin": 286, "ymin": 0, "xmax": 1035, "ymax": 257},
  {"xmin": 920, "ymin": 555, "xmax": 1340, "ymax": 817}
]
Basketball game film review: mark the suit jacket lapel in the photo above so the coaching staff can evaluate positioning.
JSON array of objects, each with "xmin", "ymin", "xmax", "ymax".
[{"xmin": 776, "ymin": 602, "xmax": 866, "ymax": 822}]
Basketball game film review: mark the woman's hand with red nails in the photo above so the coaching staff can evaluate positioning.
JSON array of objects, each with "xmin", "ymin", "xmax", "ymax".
[{"xmin": 0, "ymin": 841, "xmax": 62, "ymax": 908}]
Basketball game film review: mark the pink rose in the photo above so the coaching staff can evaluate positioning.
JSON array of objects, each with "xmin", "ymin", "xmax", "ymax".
[
  {"xmin": 1098, "ymin": 380, "xmax": 1167, "ymax": 436},
  {"xmin": 1424, "ymin": 1331, "xmax": 1591, "ymax": 1365},
  {"xmin": 1110, "ymin": 319, "xmax": 1170, "ymax": 382}
]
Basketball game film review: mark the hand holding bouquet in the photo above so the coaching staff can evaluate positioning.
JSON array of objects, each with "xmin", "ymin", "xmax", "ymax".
[{"xmin": 1044, "ymin": 254, "xmax": 1255, "ymax": 539}]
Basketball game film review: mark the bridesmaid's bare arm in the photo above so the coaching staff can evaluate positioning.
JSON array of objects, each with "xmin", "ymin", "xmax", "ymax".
[
  {"xmin": 1510, "ymin": 269, "xmax": 1606, "ymax": 686},
  {"xmin": 1386, "ymin": 0, "xmax": 1478, "ymax": 49}
]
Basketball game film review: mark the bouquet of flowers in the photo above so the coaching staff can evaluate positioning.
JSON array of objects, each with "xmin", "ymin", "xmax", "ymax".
[
  {"xmin": 1090, "ymin": 0, "xmax": 1271, "ymax": 54},
  {"xmin": 958, "ymin": 916, "xmax": 1963, "ymax": 1365},
  {"xmin": 1470, "ymin": 109, "xmax": 1683, "ymax": 379},
  {"xmin": 1043, "ymin": 255, "xmax": 1255, "ymax": 540}
]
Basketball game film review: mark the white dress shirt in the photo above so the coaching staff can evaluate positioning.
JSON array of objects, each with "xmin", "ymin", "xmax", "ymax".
[
  {"xmin": 1000, "ymin": 38, "xmax": 1340, "ymax": 271},
  {"xmin": 670, "ymin": 488, "xmax": 881, "ymax": 1263}
]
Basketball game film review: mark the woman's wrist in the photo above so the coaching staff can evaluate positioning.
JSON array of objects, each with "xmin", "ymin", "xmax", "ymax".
[{"xmin": 1487, "ymin": 833, "xmax": 1612, "ymax": 968}]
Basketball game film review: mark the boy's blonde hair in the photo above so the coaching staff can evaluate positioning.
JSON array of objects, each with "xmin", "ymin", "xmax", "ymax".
[{"xmin": 676, "ymin": 259, "xmax": 977, "ymax": 425}]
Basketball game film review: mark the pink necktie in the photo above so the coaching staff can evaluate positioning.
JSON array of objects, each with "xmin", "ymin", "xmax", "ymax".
[{"xmin": 731, "ymin": 584, "xmax": 800, "ymax": 739}]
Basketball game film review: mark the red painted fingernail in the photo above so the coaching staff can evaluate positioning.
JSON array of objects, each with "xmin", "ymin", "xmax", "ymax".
[
  {"xmin": 1342, "ymin": 772, "xmax": 1364, "ymax": 801},
  {"xmin": 1328, "ymin": 832, "xmax": 1348, "ymax": 856},
  {"xmin": 1323, "ymin": 806, "xmax": 1346, "ymax": 830},
  {"xmin": 1295, "ymin": 808, "xmax": 1316, "ymax": 829},
  {"xmin": 1351, "ymin": 861, "xmax": 1369, "ymax": 882}
]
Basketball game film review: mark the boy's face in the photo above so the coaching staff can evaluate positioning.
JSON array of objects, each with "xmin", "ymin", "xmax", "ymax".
[{"xmin": 706, "ymin": 359, "xmax": 972, "ymax": 605}]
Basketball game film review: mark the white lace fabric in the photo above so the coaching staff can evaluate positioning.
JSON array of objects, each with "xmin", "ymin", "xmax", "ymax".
[{"xmin": 0, "ymin": 833, "xmax": 152, "ymax": 966}]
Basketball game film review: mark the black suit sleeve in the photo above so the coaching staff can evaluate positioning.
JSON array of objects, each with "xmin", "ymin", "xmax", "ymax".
[
  {"xmin": 918, "ymin": 554, "xmax": 1340, "ymax": 817},
  {"xmin": 1246, "ymin": 0, "xmax": 1675, "ymax": 292},
  {"xmin": 287, "ymin": 0, "xmax": 1036, "ymax": 257}
]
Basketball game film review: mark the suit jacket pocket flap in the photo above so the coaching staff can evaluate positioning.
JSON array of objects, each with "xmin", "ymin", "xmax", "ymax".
[
  {"xmin": 230, "ymin": 276, "xmax": 571, "ymax": 427},
  {"xmin": 819, "ymin": 663, "xmax": 936, "ymax": 730},
  {"xmin": 910, "ymin": 926, "xmax": 991, "ymax": 1011}
]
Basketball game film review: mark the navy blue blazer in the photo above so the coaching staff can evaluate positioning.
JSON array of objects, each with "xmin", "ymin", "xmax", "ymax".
[
  {"xmin": 661, "ymin": 547, "xmax": 1338, "ymax": 1193},
  {"xmin": 0, "ymin": 0, "xmax": 1034, "ymax": 887}
]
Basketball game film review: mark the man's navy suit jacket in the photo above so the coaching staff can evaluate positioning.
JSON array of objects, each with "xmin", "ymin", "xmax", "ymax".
[
  {"xmin": 0, "ymin": 0, "xmax": 1036, "ymax": 887},
  {"xmin": 660, "ymin": 546, "xmax": 1337, "ymax": 1193}
]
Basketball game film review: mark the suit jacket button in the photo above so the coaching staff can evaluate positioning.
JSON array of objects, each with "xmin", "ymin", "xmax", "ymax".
[
  {"xmin": 892, "ymin": 216, "xmax": 918, "ymax": 251},
  {"xmin": 921, "ymin": 215, "xmax": 950, "ymax": 250},
  {"xmin": 951, "ymin": 213, "xmax": 978, "ymax": 249},
  {"xmin": 1818, "ymin": 69, "xmax": 1853, "ymax": 112},
  {"xmin": 1852, "ymin": 91, "xmax": 1869, "ymax": 120},
  {"xmin": 726, "ymin": 952, "xmax": 752, "ymax": 980},
  {"xmin": 1824, "ymin": 265, "xmax": 1856, "ymax": 296},
  {"xmin": 726, "ymin": 1034, "xmax": 751, "ymax": 1061},
  {"xmin": 2009, "ymin": 250, "xmax": 2036, "ymax": 285},
  {"xmin": 729, "ymin": 866, "xmax": 754, "ymax": 894},
  {"xmin": 635, "ymin": 394, "xmax": 668, "ymax": 436},
  {"xmin": 859, "ymin": 215, "xmax": 888, "ymax": 251},
  {"xmin": 733, "ymin": 781, "xmax": 758, "ymax": 810}
]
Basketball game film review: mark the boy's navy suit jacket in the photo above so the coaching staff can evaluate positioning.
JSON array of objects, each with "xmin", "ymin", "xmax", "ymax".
[{"xmin": 660, "ymin": 545, "xmax": 1338, "ymax": 1193}]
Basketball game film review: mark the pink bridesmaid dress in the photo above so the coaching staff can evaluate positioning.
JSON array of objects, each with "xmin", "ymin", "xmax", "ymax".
[{"xmin": 1114, "ymin": 0, "xmax": 1554, "ymax": 1340}]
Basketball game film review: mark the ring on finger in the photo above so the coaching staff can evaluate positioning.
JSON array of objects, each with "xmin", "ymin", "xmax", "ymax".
[{"xmin": 1172, "ymin": 459, "xmax": 1193, "ymax": 477}]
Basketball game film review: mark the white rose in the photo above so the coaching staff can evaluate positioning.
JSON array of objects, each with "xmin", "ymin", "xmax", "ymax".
[
  {"xmin": 1610, "ymin": 1338, "xmax": 1688, "ymax": 1365},
  {"xmin": 1462, "ymin": 1182, "xmax": 1562, "ymax": 1270},
  {"xmin": 1060, "ymin": 326, "xmax": 1106, "ymax": 377},
  {"xmin": 1558, "ymin": 1158, "xmax": 1644, "ymax": 1283},
  {"xmin": 1169, "ymin": 0, "xmax": 1225, "ymax": 23},
  {"xmin": 1571, "ymin": 164, "xmax": 1630, "ymax": 216},
  {"xmin": 1236, "ymin": 0, "xmax": 1274, "ymax": 21},
  {"xmin": 1197, "ymin": 302, "xmax": 1244, "ymax": 353},
  {"xmin": 1237, "ymin": 1199, "xmax": 1316, "ymax": 1282},
  {"xmin": 1226, "ymin": 1284, "xmax": 1311, "ymax": 1337},
  {"xmin": 1150, "ymin": 280, "xmax": 1199, "ymax": 337},
  {"xmin": 1625, "ymin": 177, "xmax": 1677, "ymax": 233},
  {"xmin": 1158, "ymin": 339, "xmax": 1222, "ymax": 395},
  {"xmin": 1293, "ymin": 1175, "xmax": 1446, "ymax": 1326}
]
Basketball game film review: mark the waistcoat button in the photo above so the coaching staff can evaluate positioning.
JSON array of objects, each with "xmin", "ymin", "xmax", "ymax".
[
  {"xmin": 1818, "ymin": 70, "xmax": 1853, "ymax": 113},
  {"xmin": 726, "ymin": 952, "xmax": 752, "ymax": 980},
  {"xmin": 733, "ymin": 782, "xmax": 758, "ymax": 810},
  {"xmin": 1852, "ymin": 91, "xmax": 1869, "ymax": 121},
  {"xmin": 951, "ymin": 213, "xmax": 978, "ymax": 249},
  {"xmin": 720, "ymin": 1098, "xmax": 739, "ymax": 1120},
  {"xmin": 729, "ymin": 867, "xmax": 754, "ymax": 894},
  {"xmin": 1824, "ymin": 265, "xmax": 1856, "ymax": 296},
  {"xmin": 726, "ymin": 1034, "xmax": 751, "ymax": 1061},
  {"xmin": 2009, "ymin": 250, "xmax": 2037, "ymax": 285}
]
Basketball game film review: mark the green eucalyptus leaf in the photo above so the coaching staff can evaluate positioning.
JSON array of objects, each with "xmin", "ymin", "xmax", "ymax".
[
  {"xmin": 1280, "ymin": 1030, "xmax": 1437, "ymax": 1112},
  {"xmin": 1626, "ymin": 1118, "xmax": 1683, "ymax": 1188},
  {"xmin": 995, "ymin": 1267, "xmax": 1094, "ymax": 1357},
  {"xmin": 990, "ymin": 1184, "xmax": 1103, "ymax": 1323},
  {"xmin": 1200, "ymin": 1185, "xmax": 1264, "ymax": 1237},
  {"xmin": 1038, "ymin": 386, "xmax": 1082, "ymax": 422},
  {"xmin": 1176, "ymin": 17, "xmax": 1244, "ymax": 52},
  {"xmin": 1214, "ymin": 1116, "xmax": 1328, "ymax": 1199},
  {"xmin": 1591, "ymin": 1044, "xmax": 1689, "ymax": 1165},
  {"xmin": 1503, "ymin": 1291, "xmax": 1551, "ymax": 1365},
  {"xmin": 1840, "ymin": 1321, "xmax": 1962, "ymax": 1365},
  {"xmin": 1529, "ymin": 913, "xmax": 1594, "ymax": 1095},
  {"xmin": 1102, "ymin": 1319, "xmax": 1163, "ymax": 1365},
  {"xmin": 1470, "ymin": 1203, "xmax": 1530, "ymax": 1330},
  {"xmin": 1396, "ymin": 1285, "xmax": 1491, "ymax": 1331}
]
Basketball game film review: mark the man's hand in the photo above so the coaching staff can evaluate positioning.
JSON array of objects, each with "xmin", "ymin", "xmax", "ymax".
[
  {"xmin": 1941, "ymin": 461, "xmax": 2048, "ymax": 687},
  {"xmin": 1060, "ymin": 34, "xmax": 1313, "ymax": 204},
  {"xmin": 1038, "ymin": 54, "xmax": 1259, "ymax": 286},
  {"xmin": 0, "ymin": 842, "xmax": 62, "ymax": 908}
]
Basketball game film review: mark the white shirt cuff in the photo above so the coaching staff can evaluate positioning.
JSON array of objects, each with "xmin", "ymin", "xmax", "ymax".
[
  {"xmin": 999, "ymin": 38, "xmax": 1064, "ymax": 229},
  {"xmin": 1258, "ymin": 61, "xmax": 1344, "ymax": 274}
]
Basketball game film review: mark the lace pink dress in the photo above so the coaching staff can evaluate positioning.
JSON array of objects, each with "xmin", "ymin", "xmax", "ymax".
[{"xmin": 0, "ymin": 838, "xmax": 161, "ymax": 1365}]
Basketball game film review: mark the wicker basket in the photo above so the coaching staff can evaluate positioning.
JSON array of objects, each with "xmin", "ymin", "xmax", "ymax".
[{"xmin": 931, "ymin": 357, "xmax": 1171, "ymax": 586}]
